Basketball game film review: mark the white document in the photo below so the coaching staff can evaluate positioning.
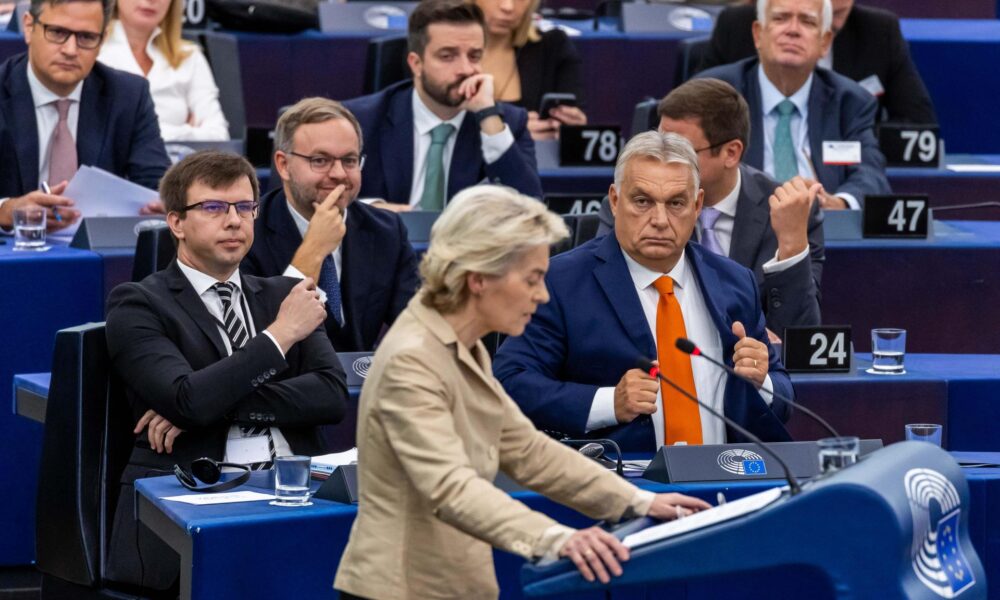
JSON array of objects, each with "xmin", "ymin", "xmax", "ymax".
[
  {"xmin": 50, "ymin": 165, "xmax": 159, "ymax": 240},
  {"xmin": 822, "ymin": 141, "xmax": 862, "ymax": 165},
  {"xmin": 858, "ymin": 74, "xmax": 885, "ymax": 97},
  {"xmin": 947, "ymin": 164, "xmax": 1000, "ymax": 173},
  {"xmin": 311, "ymin": 448, "xmax": 358, "ymax": 474},
  {"xmin": 161, "ymin": 491, "xmax": 275, "ymax": 505},
  {"xmin": 226, "ymin": 436, "xmax": 272, "ymax": 464}
]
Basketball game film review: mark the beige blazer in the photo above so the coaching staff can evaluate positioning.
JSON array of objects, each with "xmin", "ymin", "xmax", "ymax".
[{"xmin": 334, "ymin": 295, "xmax": 643, "ymax": 600}]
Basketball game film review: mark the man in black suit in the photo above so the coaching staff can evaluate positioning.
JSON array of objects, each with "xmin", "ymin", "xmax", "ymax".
[
  {"xmin": 0, "ymin": 0, "xmax": 169, "ymax": 232},
  {"xmin": 698, "ymin": 0, "xmax": 936, "ymax": 124},
  {"xmin": 105, "ymin": 151, "xmax": 348, "ymax": 593},
  {"xmin": 599, "ymin": 78, "xmax": 824, "ymax": 339},
  {"xmin": 242, "ymin": 97, "xmax": 419, "ymax": 352}
]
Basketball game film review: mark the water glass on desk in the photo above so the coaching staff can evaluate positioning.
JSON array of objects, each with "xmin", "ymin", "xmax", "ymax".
[
  {"xmin": 869, "ymin": 328, "xmax": 906, "ymax": 374},
  {"xmin": 906, "ymin": 424, "xmax": 943, "ymax": 447},
  {"xmin": 271, "ymin": 455, "xmax": 312, "ymax": 507},
  {"xmin": 12, "ymin": 207, "xmax": 48, "ymax": 251}
]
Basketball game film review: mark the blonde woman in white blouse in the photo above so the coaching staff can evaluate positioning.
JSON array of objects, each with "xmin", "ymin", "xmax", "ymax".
[{"xmin": 99, "ymin": 0, "xmax": 229, "ymax": 141}]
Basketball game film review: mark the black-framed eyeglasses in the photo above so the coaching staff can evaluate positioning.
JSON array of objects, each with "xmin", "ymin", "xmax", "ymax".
[
  {"xmin": 288, "ymin": 151, "xmax": 366, "ymax": 173},
  {"xmin": 33, "ymin": 18, "xmax": 104, "ymax": 50},
  {"xmin": 176, "ymin": 200, "xmax": 260, "ymax": 219},
  {"xmin": 692, "ymin": 139, "xmax": 736, "ymax": 154}
]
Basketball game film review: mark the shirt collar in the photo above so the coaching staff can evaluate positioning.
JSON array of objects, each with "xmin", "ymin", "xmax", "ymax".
[
  {"xmin": 710, "ymin": 167, "xmax": 741, "ymax": 218},
  {"xmin": 411, "ymin": 88, "xmax": 466, "ymax": 136},
  {"xmin": 109, "ymin": 21, "xmax": 165, "ymax": 59},
  {"xmin": 757, "ymin": 63, "xmax": 813, "ymax": 119},
  {"xmin": 26, "ymin": 61, "xmax": 83, "ymax": 108},
  {"xmin": 621, "ymin": 246, "xmax": 691, "ymax": 292},
  {"xmin": 176, "ymin": 259, "xmax": 243, "ymax": 298}
]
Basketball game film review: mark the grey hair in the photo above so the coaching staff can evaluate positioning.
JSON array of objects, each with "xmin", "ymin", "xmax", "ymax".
[
  {"xmin": 757, "ymin": 0, "xmax": 833, "ymax": 33},
  {"xmin": 29, "ymin": 0, "xmax": 112, "ymax": 26},
  {"xmin": 419, "ymin": 185, "xmax": 569, "ymax": 314},
  {"xmin": 613, "ymin": 131, "xmax": 701, "ymax": 197}
]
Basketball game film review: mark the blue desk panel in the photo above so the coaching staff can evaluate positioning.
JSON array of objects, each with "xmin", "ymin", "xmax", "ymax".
[
  {"xmin": 0, "ymin": 245, "xmax": 103, "ymax": 565},
  {"xmin": 136, "ymin": 452, "xmax": 1000, "ymax": 600}
]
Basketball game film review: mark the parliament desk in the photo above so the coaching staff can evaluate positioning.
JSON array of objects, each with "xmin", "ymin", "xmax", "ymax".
[
  {"xmin": 0, "ymin": 245, "xmax": 104, "ymax": 565},
  {"xmin": 134, "ymin": 453, "xmax": 1000, "ymax": 600}
]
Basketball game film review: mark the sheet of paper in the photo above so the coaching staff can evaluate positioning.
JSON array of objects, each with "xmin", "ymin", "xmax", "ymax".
[
  {"xmin": 947, "ymin": 164, "xmax": 1000, "ymax": 173},
  {"xmin": 311, "ymin": 448, "xmax": 358, "ymax": 474},
  {"xmin": 49, "ymin": 165, "xmax": 159, "ymax": 240},
  {"xmin": 161, "ymin": 491, "xmax": 275, "ymax": 505}
]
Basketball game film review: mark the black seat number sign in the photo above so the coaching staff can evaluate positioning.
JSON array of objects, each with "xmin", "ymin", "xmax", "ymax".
[
  {"xmin": 559, "ymin": 126, "xmax": 622, "ymax": 167},
  {"xmin": 783, "ymin": 326, "xmax": 852, "ymax": 373},
  {"xmin": 878, "ymin": 124, "xmax": 940, "ymax": 168},
  {"xmin": 183, "ymin": 0, "xmax": 207, "ymax": 27},
  {"xmin": 863, "ymin": 195, "xmax": 929, "ymax": 239}
]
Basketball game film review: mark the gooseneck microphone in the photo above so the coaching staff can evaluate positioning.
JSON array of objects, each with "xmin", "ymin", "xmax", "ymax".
[
  {"xmin": 561, "ymin": 439, "xmax": 625, "ymax": 476},
  {"xmin": 636, "ymin": 357, "xmax": 802, "ymax": 496},
  {"xmin": 674, "ymin": 337, "xmax": 840, "ymax": 439}
]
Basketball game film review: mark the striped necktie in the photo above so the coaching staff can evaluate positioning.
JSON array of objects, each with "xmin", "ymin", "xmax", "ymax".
[{"xmin": 214, "ymin": 282, "xmax": 275, "ymax": 470}]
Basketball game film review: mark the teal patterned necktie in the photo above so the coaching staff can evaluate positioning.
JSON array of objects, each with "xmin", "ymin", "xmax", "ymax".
[
  {"xmin": 419, "ymin": 123, "xmax": 456, "ymax": 211},
  {"xmin": 773, "ymin": 99, "xmax": 798, "ymax": 182}
]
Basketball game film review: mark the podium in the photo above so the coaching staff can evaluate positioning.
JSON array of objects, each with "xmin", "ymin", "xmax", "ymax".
[{"xmin": 522, "ymin": 442, "xmax": 986, "ymax": 599}]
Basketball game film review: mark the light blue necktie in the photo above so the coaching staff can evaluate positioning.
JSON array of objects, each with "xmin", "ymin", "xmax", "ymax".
[
  {"xmin": 318, "ymin": 255, "xmax": 344, "ymax": 328},
  {"xmin": 419, "ymin": 123, "xmax": 456, "ymax": 211},
  {"xmin": 697, "ymin": 207, "xmax": 725, "ymax": 256},
  {"xmin": 773, "ymin": 99, "xmax": 798, "ymax": 183}
]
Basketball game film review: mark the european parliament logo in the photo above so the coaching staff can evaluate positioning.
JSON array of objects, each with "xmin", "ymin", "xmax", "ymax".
[
  {"xmin": 351, "ymin": 356, "xmax": 372, "ymax": 380},
  {"xmin": 904, "ymin": 468, "xmax": 976, "ymax": 598},
  {"xmin": 716, "ymin": 449, "xmax": 766, "ymax": 476}
]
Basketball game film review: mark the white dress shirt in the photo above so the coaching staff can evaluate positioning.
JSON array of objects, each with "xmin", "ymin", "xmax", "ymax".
[
  {"xmin": 700, "ymin": 168, "xmax": 808, "ymax": 274},
  {"xmin": 758, "ymin": 65, "xmax": 859, "ymax": 209},
  {"xmin": 27, "ymin": 64, "xmax": 82, "ymax": 186},
  {"xmin": 175, "ymin": 260, "xmax": 293, "ymax": 462},
  {"xmin": 98, "ymin": 22, "xmax": 229, "ymax": 142},
  {"xmin": 406, "ymin": 90, "xmax": 515, "ymax": 206},
  {"xmin": 281, "ymin": 199, "xmax": 345, "ymax": 324},
  {"xmin": 585, "ymin": 249, "xmax": 774, "ymax": 447}
]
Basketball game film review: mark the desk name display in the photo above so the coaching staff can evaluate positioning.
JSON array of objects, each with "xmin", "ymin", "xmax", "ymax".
[
  {"xmin": 863, "ymin": 194, "xmax": 931, "ymax": 239},
  {"xmin": 523, "ymin": 442, "xmax": 986, "ymax": 599},
  {"xmin": 878, "ymin": 123, "xmax": 942, "ymax": 168},
  {"xmin": 558, "ymin": 125, "xmax": 622, "ymax": 167},
  {"xmin": 782, "ymin": 325, "xmax": 853, "ymax": 373},
  {"xmin": 319, "ymin": 2, "xmax": 417, "ymax": 33}
]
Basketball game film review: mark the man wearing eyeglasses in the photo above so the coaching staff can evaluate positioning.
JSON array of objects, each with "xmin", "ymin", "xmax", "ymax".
[
  {"xmin": 242, "ymin": 97, "xmax": 419, "ymax": 353},
  {"xmin": 597, "ymin": 78, "xmax": 824, "ymax": 340},
  {"xmin": 105, "ymin": 151, "xmax": 348, "ymax": 593},
  {"xmin": 0, "ymin": 0, "xmax": 169, "ymax": 233}
]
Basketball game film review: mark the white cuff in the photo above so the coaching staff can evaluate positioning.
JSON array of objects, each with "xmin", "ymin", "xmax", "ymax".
[
  {"xmin": 761, "ymin": 244, "xmax": 809, "ymax": 274},
  {"xmin": 282, "ymin": 264, "xmax": 328, "ymax": 303},
  {"xmin": 480, "ymin": 124, "xmax": 515, "ymax": 165},
  {"xmin": 758, "ymin": 374, "xmax": 774, "ymax": 406},
  {"xmin": 836, "ymin": 193, "xmax": 860, "ymax": 210},
  {"xmin": 262, "ymin": 330, "xmax": 286, "ymax": 358},
  {"xmin": 586, "ymin": 387, "xmax": 619, "ymax": 432},
  {"xmin": 0, "ymin": 197, "xmax": 12, "ymax": 234}
]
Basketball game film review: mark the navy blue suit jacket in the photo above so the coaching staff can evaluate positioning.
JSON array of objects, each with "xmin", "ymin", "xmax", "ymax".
[
  {"xmin": 493, "ymin": 234, "xmax": 793, "ymax": 453},
  {"xmin": 697, "ymin": 58, "xmax": 890, "ymax": 204},
  {"xmin": 0, "ymin": 53, "xmax": 169, "ymax": 197},
  {"xmin": 343, "ymin": 80, "xmax": 543, "ymax": 204},
  {"xmin": 242, "ymin": 188, "xmax": 420, "ymax": 352}
]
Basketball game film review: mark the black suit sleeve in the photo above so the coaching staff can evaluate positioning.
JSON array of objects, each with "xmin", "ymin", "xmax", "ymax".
[
  {"xmin": 388, "ymin": 216, "xmax": 420, "ymax": 323},
  {"xmin": 760, "ymin": 201, "xmax": 825, "ymax": 335},
  {"xmin": 880, "ymin": 17, "xmax": 937, "ymax": 124},
  {"xmin": 126, "ymin": 78, "xmax": 170, "ymax": 190},
  {"xmin": 105, "ymin": 282, "xmax": 347, "ymax": 431},
  {"xmin": 699, "ymin": 5, "xmax": 757, "ymax": 74}
]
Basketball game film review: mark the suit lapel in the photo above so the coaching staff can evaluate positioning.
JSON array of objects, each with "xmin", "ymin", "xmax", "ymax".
[
  {"xmin": 8, "ymin": 59, "xmax": 40, "ymax": 190},
  {"xmin": 447, "ymin": 114, "xmax": 480, "ymax": 199},
  {"xmin": 165, "ymin": 262, "xmax": 228, "ymax": 358},
  {"xmin": 592, "ymin": 235, "xmax": 656, "ymax": 358},
  {"xmin": 76, "ymin": 70, "xmax": 107, "ymax": 169},
  {"xmin": 382, "ymin": 89, "xmax": 415, "ymax": 203},
  {"xmin": 241, "ymin": 273, "xmax": 271, "ymax": 342},
  {"xmin": 808, "ymin": 75, "xmax": 837, "ymax": 190},
  {"xmin": 729, "ymin": 165, "xmax": 769, "ymax": 268},
  {"xmin": 264, "ymin": 190, "xmax": 305, "ymax": 269},
  {"xmin": 686, "ymin": 245, "xmax": 739, "ymax": 363},
  {"xmin": 744, "ymin": 61, "xmax": 765, "ymax": 169},
  {"xmin": 339, "ymin": 206, "xmax": 369, "ymax": 350}
]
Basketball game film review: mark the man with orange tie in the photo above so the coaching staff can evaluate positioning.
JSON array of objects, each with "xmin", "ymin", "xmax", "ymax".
[{"xmin": 494, "ymin": 131, "xmax": 792, "ymax": 452}]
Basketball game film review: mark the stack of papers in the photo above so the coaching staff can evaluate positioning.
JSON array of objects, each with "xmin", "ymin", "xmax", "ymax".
[
  {"xmin": 50, "ymin": 166, "xmax": 159, "ymax": 240},
  {"xmin": 311, "ymin": 448, "xmax": 358, "ymax": 479}
]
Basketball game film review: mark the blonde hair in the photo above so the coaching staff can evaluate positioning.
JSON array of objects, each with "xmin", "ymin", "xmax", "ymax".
[
  {"xmin": 420, "ymin": 185, "xmax": 568, "ymax": 313},
  {"xmin": 470, "ymin": 0, "xmax": 541, "ymax": 47},
  {"xmin": 110, "ymin": 0, "xmax": 191, "ymax": 69}
]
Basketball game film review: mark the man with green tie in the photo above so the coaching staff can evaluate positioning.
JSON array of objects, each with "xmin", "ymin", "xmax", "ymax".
[{"xmin": 343, "ymin": 0, "xmax": 543, "ymax": 211}]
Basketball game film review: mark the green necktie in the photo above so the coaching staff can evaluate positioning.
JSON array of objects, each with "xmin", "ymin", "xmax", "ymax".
[
  {"xmin": 773, "ymin": 99, "xmax": 798, "ymax": 183},
  {"xmin": 419, "ymin": 123, "xmax": 456, "ymax": 211}
]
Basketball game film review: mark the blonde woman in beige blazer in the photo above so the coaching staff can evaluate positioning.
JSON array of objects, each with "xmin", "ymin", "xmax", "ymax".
[{"xmin": 334, "ymin": 185, "xmax": 710, "ymax": 600}]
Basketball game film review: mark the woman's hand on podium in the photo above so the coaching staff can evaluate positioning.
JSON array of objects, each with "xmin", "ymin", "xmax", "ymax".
[
  {"xmin": 647, "ymin": 493, "xmax": 712, "ymax": 521},
  {"xmin": 558, "ymin": 526, "xmax": 630, "ymax": 584}
]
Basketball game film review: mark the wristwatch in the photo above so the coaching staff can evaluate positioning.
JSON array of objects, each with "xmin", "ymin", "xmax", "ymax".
[{"xmin": 473, "ymin": 105, "xmax": 503, "ymax": 125}]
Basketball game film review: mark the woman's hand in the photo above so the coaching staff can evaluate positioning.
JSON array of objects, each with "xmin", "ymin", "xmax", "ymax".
[
  {"xmin": 647, "ymin": 492, "xmax": 713, "ymax": 520},
  {"xmin": 558, "ymin": 526, "xmax": 631, "ymax": 584},
  {"xmin": 527, "ymin": 111, "xmax": 560, "ymax": 141},
  {"xmin": 549, "ymin": 104, "xmax": 588, "ymax": 126}
]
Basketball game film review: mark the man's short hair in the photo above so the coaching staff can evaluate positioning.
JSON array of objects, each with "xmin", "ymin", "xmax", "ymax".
[
  {"xmin": 30, "ymin": 0, "xmax": 113, "ymax": 27},
  {"xmin": 614, "ymin": 131, "xmax": 701, "ymax": 197},
  {"xmin": 756, "ymin": 0, "xmax": 833, "ymax": 33},
  {"xmin": 273, "ymin": 97, "xmax": 364, "ymax": 155},
  {"xmin": 408, "ymin": 0, "xmax": 485, "ymax": 56},
  {"xmin": 160, "ymin": 151, "xmax": 260, "ymax": 215},
  {"xmin": 657, "ymin": 78, "xmax": 750, "ymax": 158}
]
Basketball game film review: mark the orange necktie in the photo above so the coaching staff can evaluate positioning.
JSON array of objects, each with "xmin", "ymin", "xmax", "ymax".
[{"xmin": 653, "ymin": 276, "xmax": 703, "ymax": 445}]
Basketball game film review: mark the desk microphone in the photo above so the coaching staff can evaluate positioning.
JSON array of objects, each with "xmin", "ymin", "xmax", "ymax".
[
  {"xmin": 636, "ymin": 357, "xmax": 802, "ymax": 496},
  {"xmin": 561, "ymin": 438, "xmax": 624, "ymax": 476},
  {"xmin": 674, "ymin": 338, "xmax": 840, "ymax": 439}
]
